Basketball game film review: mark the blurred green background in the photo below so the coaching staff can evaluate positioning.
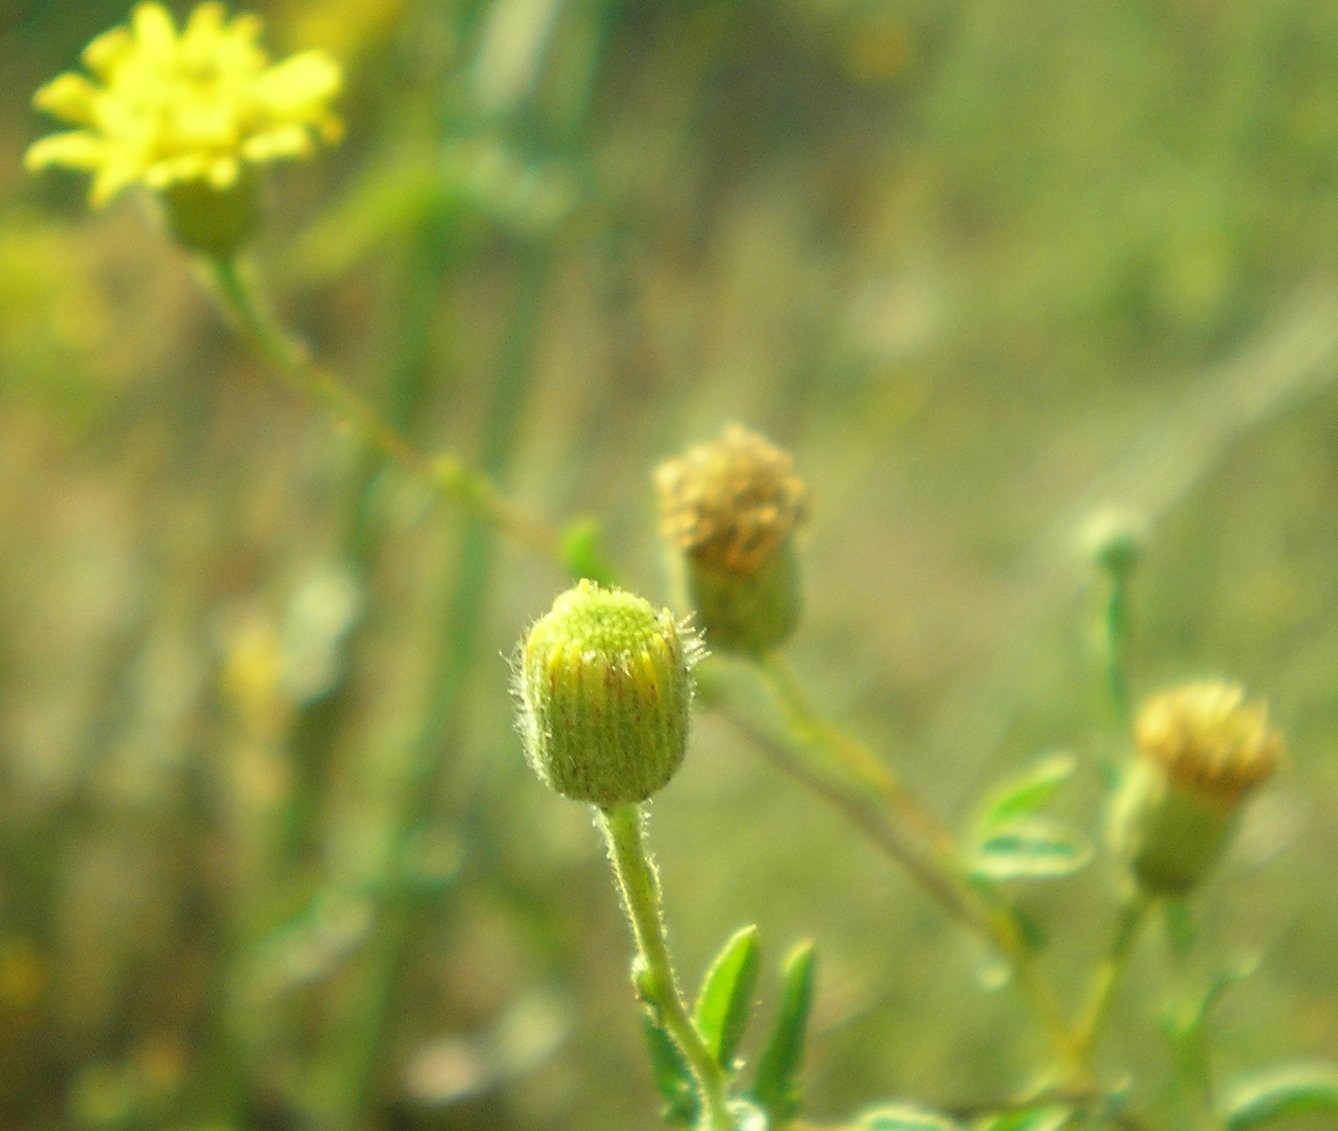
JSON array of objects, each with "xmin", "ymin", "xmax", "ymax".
[{"xmin": 3, "ymin": 0, "xmax": 1338, "ymax": 1128}]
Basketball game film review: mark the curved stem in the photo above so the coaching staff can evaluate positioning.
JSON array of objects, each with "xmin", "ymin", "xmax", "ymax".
[
  {"xmin": 200, "ymin": 255, "xmax": 563, "ymax": 563},
  {"xmin": 598, "ymin": 804, "xmax": 733, "ymax": 1131},
  {"xmin": 757, "ymin": 654, "xmax": 954, "ymax": 857},
  {"xmin": 746, "ymin": 655, "xmax": 1090, "ymax": 1085}
]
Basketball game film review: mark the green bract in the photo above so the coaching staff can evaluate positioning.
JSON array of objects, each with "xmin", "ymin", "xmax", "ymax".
[{"xmin": 516, "ymin": 580, "xmax": 697, "ymax": 809}]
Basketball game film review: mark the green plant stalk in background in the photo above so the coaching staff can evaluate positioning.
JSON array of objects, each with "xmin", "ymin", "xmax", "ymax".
[
  {"xmin": 747, "ymin": 653, "xmax": 1093, "ymax": 1086},
  {"xmin": 201, "ymin": 255, "xmax": 562, "ymax": 564}
]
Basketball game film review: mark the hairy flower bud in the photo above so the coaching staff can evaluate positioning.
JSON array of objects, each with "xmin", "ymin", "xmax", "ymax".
[
  {"xmin": 654, "ymin": 425, "xmax": 809, "ymax": 654},
  {"xmin": 515, "ymin": 580, "xmax": 699, "ymax": 809},
  {"xmin": 1111, "ymin": 681, "xmax": 1284, "ymax": 897}
]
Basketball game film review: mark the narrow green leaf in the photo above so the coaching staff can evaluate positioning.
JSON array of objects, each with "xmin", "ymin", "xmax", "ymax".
[
  {"xmin": 1223, "ymin": 1064, "xmax": 1338, "ymax": 1130},
  {"xmin": 694, "ymin": 925, "xmax": 761, "ymax": 1070},
  {"xmin": 970, "ymin": 818, "xmax": 1092, "ymax": 881},
  {"xmin": 750, "ymin": 941, "xmax": 816, "ymax": 1122},
  {"xmin": 1162, "ymin": 956, "xmax": 1260, "ymax": 1094},
  {"xmin": 976, "ymin": 753, "xmax": 1077, "ymax": 832},
  {"xmin": 639, "ymin": 1008, "xmax": 698, "ymax": 1126},
  {"xmin": 632, "ymin": 957, "xmax": 696, "ymax": 1125},
  {"xmin": 859, "ymin": 1102, "xmax": 963, "ymax": 1130}
]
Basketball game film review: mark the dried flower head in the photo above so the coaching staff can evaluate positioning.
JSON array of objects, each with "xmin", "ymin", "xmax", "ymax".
[
  {"xmin": 655, "ymin": 425, "xmax": 809, "ymax": 578},
  {"xmin": 25, "ymin": 2, "xmax": 342, "ymax": 208},
  {"xmin": 1135, "ymin": 681, "xmax": 1283, "ymax": 808},
  {"xmin": 515, "ymin": 581, "xmax": 700, "ymax": 809}
]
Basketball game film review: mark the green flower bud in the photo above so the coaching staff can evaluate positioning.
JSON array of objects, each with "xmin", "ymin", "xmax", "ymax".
[
  {"xmin": 515, "ymin": 580, "xmax": 699, "ymax": 809},
  {"xmin": 655, "ymin": 425, "xmax": 809, "ymax": 655},
  {"xmin": 1081, "ymin": 506, "xmax": 1148, "ymax": 581},
  {"xmin": 1111, "ymin": 680, "xmax": 1284, "ymax": 897}
]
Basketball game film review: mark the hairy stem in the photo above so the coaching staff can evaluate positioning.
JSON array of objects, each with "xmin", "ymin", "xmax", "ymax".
[{"xmin": 598, "ymin": 803, "xmax": 733, "ymax": 1131}]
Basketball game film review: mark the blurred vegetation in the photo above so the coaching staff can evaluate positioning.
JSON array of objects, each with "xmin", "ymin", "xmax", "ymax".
[{"xmin": 4, "ymin": 0, "xmax": 1338, "ymax": 1129}]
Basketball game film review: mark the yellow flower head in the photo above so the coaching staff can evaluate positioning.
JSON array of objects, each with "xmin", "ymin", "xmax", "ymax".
[
  {"xmin": 25, "ymin": 2, "xmax": 343, "ymax": 207},
  {"xmin": 1135, "ymin": 680, "xmax": 1284, "ymax": 808}
]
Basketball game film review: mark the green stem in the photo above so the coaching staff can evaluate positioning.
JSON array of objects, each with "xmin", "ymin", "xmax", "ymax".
[
  {"xmin": 1076, "ymin": 890, "xmax": 1151, "ymax": 1059},
  {"xmin": 1103, "ymin": 573, "xmax": 1133, "ymax": 728},
  {"xmin": 747, "ymin": 654, "xmax": 1091, "ymax": 1085},
  {"xmin": 199, "ymin": 255, "xmax": 562, "ymax": 563},
  {"xmin": 598, "ymin": 804, "xmax": 733, "ymax": 1131},
  {"xmin": 321, "ymin": 249, "xmax": 553, "ymax": 1127},
  {"xmin": 757, "ymin": 654, "xmax": 954, "ymax": 858}
]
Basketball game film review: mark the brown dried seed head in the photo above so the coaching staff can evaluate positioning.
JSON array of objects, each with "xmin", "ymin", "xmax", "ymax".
[
  {"xmin": 1135, "ymin": 681, "xmax": 1284, "ymax": 807},
  {"xmin": 654, "ymin": 425, "xmax": 809, "ymax": 576}
]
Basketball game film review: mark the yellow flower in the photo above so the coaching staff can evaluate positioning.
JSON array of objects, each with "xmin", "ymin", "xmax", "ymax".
[
  {"xmin": 1134, "ymin": 680, "xmax": 1283, "ymax": 808},
  {"xmin": 25, "ymin": 2, "xmax": 343, "ymax": 208},
  {"xmin": 1111, "ymin": 680, "xmax": 1285, "ymax": 896}
]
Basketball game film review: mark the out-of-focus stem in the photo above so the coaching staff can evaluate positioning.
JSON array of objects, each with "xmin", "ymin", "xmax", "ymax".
[
  {"xmin": 1076, "ymin": 890, "xmax": 1151, "ymax": 1060},
  {"xmin": 201, "ymin": 256, "xmax": 562, "ymax": 562},
  {"xmin": 745, "ymin": 654, "xmax": 1090, "ymax": 1084}
]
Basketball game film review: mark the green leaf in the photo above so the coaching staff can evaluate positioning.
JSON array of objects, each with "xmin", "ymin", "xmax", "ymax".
[
  {"xmin": 750, "ymin": 941, "xmax": 816, "ymax": 1123},
  {"xmin": 1223, "ymin": 1065, "xmax": 1338, "ymax": 1130},
  {"xmin": 859, "ymin": 1102, "xmax": 963, "ymax": 1130},
  {"xmin": 1162, "ymin": 956, "xmax": 1260, "ymax": 1094},
  {"xmin": 694, "ymin": 925, "xmax": 761, "ymax": 1070},
  {"xmin": 638, "ymin": 1007, "xmax": 697, "ymax": 1126},
  {"xmin": 632, "ymin": 958, "xmax": 696, "ymax": 1125},
  {"xmin": 975, "ymin": 753, "xmax": 1077, "ymax": 832},
  {"xmin": 976, "ymin": 1107, "xmax": 1070, "ymax": 1131},
  {"xmin": 970, "ymin": 818, "xmax": 1093, "ymax": 881}
]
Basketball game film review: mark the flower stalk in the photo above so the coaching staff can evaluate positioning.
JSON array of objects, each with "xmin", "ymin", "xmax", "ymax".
[
  {"xmin": 600, "ymin": 803, "xmax": 735, "ymax": 1131},
  {"xmin": 201, "ymin": 255, "xmax": 562, "ymax": 562}
]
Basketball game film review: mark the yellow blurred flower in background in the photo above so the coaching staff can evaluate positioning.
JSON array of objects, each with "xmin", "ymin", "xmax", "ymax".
[{"xmin": 24, "ymin": 2, "xmax": 343, "ymax": 208}]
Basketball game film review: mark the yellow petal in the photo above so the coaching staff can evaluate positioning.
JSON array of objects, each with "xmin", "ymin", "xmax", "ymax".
[
  {"xmin": 131, "ymin": 3, "xmax": 178, "ymax": 56},
  {"xmin": 23, "ymin": 131, "xmax": 104, "ymax": 172},
  {"xmin": 241, "ymin": 124, "xmax": 312, "ymax": 162},
  {"xmin": 229, "ymin": 13, "xmax": 265, "ymax": 44},
  {"xmin": 183, "ymin": 1, "xmax": 226, "ymax": 45},
  {"xmin": 31, "ymin": 73, "xmax": 101, "ymax": 125},
  {"xmin": 82, "ymin": 26, "xmax": 134, "ymax": 78},
  {"xmin": 89, "ymin": 156, "xmax": 142, "ymax": 207},
  {"xmin": 206, "ymin": 155, "xmax": 240, "ymax": 188},
  {"xmin": 257, "ymin": 51, "xmax": 343, "ymax": 112}
]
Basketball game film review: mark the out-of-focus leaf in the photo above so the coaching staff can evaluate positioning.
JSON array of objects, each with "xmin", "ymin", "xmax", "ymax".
[
  {"xmin": 1222, "ymin": 1064, "xmax": 1338, "ymax": 1130},
  {"xmin": 750, "ymin": 941, "xmax": 816, "ymax": 1123},
  {"xmin": 975, "ymin": 752, "xmax": 1078, "ymax": 831},
  {"xmin": 970, "ymin": 818, "xmax": 1093, "ymax": 881},
  {"xmin": 858, "ymin": 1102, "xmax": 963, "ymax": 1130},
  {"xmin": 560, "ymin": 517, "xmax": 615, "ymax": 586},
  {"xmin": 1162, "ymin": 955, "xmax": 1260, "ymax": 1094},
  {"xmin": 976, "ymin": 1106, "xmax": 1071, "ymax": 1131},
  {"xmin": 694, "ymin": 925, "xmax": 761, "ymax": 1070}
]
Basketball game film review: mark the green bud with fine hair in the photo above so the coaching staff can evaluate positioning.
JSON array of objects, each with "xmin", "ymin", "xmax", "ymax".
[{"xmin": 515, "ymin": 580, "xmax": 699, "ymax": 809}]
